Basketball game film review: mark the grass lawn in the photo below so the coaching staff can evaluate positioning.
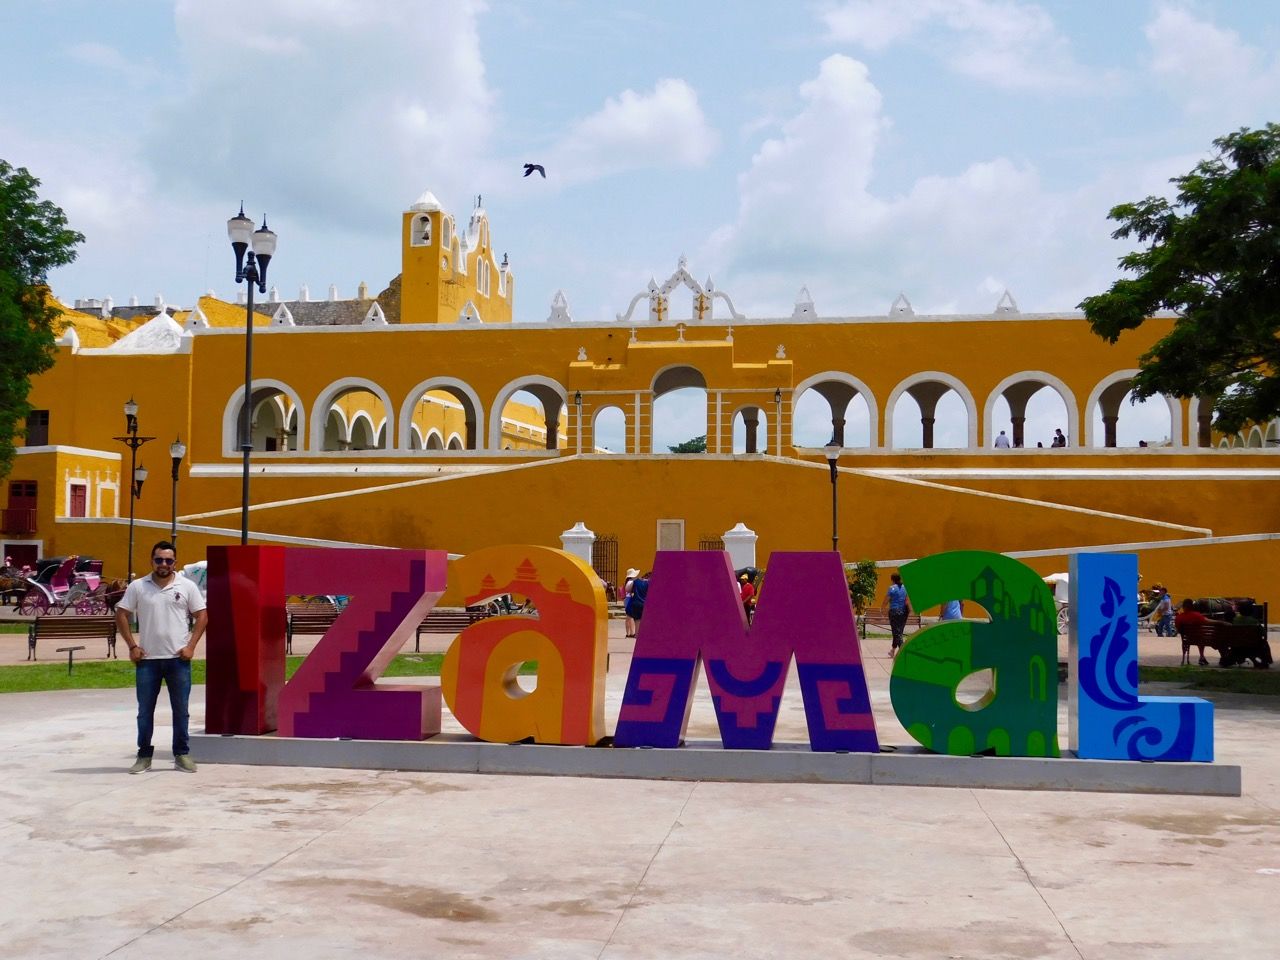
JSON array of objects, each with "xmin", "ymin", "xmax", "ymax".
[
  {"xmin": 1138, "ymin": 664, "xmax": 1280, "ymax": 696},
  {"xmin": 0, "ymin": 653, "xmax": 538, "ymax": 694},
  {"xmin": 0, "ymin": 623, "xmax": 28, "ymax": 634}
]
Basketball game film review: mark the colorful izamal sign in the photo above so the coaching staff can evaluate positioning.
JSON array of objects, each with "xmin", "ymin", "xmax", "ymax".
[{"xmin": 204, "ymin": 545, "xmax": 1213, "ymax": 763}]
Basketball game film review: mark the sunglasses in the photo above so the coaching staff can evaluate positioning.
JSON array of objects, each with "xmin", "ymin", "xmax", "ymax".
[{"xmin": 153, "ymin": 557, "xmax": 176, "ymax": 565}]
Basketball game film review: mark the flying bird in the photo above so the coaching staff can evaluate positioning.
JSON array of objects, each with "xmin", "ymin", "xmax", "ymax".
[{"xmin": 523, "ymin": 163, "xmax": 546, "ymax": 178}]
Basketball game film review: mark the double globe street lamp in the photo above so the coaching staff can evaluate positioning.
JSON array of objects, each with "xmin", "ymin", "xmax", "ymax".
[{"xmin": 226, "ymin": 207, "xmax": 278, "ymax": 545}]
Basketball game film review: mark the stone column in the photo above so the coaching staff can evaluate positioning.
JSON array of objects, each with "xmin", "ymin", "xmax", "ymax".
[
  {"xmin": 559, "ymin": 521, "xmax": 596, "ymax": 567},
  {"xmin": 1103, "ymin": 415, "xmax": 1118, "ymax": 448},
  {"xmin": 831, "ymin": 417, "xmax": 846, "ymax": 447},
  {"xmin": 722, "ymin": 523, "xmax": 758, "ymax": 570},
  {"xmin": 744, "ymin": 410, "xmax": 759, "ymax": 454},
  {"xmin": 1011, "ymin": 416, "xmax": 1026, "ymax": 448},
  {"xmin": 921, "ymin": 416, "xmax": 936, "ymax": 449}
]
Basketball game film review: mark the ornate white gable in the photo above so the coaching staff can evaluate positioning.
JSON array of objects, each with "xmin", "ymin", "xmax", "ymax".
[{"xmin": 616, "ymin": 257, "xmax": 745, "ymax": 324}]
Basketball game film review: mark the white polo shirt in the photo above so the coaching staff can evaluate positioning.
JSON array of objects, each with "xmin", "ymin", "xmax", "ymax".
[{"xmin": 118, "ymin": 573, "xmax": 207, "ymax": 659}]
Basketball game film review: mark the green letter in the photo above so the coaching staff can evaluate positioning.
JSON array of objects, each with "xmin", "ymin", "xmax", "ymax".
[{"xmin": 890, "ymin": 551, "xmax": 1058, "ymax": 757}]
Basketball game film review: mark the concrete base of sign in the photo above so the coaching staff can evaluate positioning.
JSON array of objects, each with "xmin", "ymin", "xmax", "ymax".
[{"xmin": 190, "ymin": 733, "xmax": 1241, "ymax": 797}]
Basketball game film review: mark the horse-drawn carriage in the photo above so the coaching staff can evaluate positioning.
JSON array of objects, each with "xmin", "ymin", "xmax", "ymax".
[{"xmin": 5, "ymin": 556, "xmax": 124, "ymax": 616}]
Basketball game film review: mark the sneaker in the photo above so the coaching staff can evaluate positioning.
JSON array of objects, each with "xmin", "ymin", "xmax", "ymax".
[
  {"xmin": 128, "ymin": 756, "xmax": 151, "ymax": 775},
  {"xmin": 174, "ymin": 754, "xmax": 197, "ymax": 773}
]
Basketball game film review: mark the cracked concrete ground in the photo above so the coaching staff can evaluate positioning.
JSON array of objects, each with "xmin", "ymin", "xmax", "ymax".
[{"xmin": 1, "ymin": 623, "xmax": 1278, "ymax": 959}]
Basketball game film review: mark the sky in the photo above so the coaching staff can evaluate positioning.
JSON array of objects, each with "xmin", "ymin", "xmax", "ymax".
[{"xmin": 4, "ymin": 0, "xmax": 1277, "ymax": 450}]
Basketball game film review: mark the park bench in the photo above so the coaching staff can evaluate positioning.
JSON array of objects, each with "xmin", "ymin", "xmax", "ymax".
[
  {"xmin": 285, "ymin": 604, "xmax": 494, "ymax": 654},
  {"xmin": 858, "ymin": 606, "xmax": 922, "ymax": 639},
  {"xmin": 412, "ymin": 607, "xmax": 491, "ymax": 652},
  {"xmin": 27, "ymin": 615, "xmax": 117, "ymax": 661},
  {"xmin": 285, "ymin": 602, "xmax": 342, "ymax": 655},
  {"xmin": 1178, "ymin": 617, "xmax": 1272, "ymax": 668}
]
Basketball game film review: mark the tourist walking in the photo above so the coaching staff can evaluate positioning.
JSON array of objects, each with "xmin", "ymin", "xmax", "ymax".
[
  {"xmin": 115, "ymin": 540, "xmax": 207, "ymax": 774},
  {"xmin": 886, "ymin": 573, "xmax": 910, "ymax": 658},
  {"xmin": 625, "ymin": 570, "xmax": 650, "ymax": 633},
  {"xmin": 1150, "ymin": 587, "xmax": 1175, "ymax": 638},
  {"xmin": 622, "ymin": 567, "xmax": 640, "ymax": 637}
]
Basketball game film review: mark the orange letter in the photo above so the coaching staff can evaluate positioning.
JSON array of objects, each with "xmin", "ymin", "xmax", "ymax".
[{"xmin": 442, "ymin": 545, "xmax": 608, "ymax": 744}]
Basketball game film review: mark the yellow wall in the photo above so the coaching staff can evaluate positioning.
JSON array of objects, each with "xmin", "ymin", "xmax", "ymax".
[{"xmin": 10, "ymin": 207, "xmax": 1277, "ymax": 599}]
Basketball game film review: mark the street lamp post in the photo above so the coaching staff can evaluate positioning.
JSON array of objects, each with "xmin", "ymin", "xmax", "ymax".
[
  {"xmin": 227, "ymin": 206, "xmax": 278, "ymax": 546},
  {"xmin": 169, "ymin": 436, "xmax": 187, "ymax": 542},
  {"xmin": 113, "ymin": 397, "xmax": 154, "ymax": 581},
  {"xmin": 823, "ymin": 441, "xmax": 841, "ymax": 554}
]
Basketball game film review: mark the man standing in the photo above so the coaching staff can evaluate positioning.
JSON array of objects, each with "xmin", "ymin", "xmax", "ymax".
[
  {"xmin": 115, "ymin": 540, "xmax": 207, "ymax": 774},
  {"xmin": 994, "ymin": 431, "xmax": 1011, "ymax": 449}
]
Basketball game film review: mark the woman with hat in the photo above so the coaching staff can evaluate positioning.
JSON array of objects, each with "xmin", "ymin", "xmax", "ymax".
[{"xmin": 622, "ymin": 567, "xmax": 640, "ymax": 638}]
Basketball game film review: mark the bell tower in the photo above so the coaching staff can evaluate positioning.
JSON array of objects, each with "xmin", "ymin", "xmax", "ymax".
[{"xmin": 401, "ymin": 189, "xmax": 444, "ymax": 324}]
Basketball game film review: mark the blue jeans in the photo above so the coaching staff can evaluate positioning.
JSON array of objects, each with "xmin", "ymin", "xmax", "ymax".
[
  {"xmin": 135, "ymin": 657, "xmax": 191, "ymax": 758},
  {"xmin": 1157, "ymin": 614, "xmax": 1174, "ymax": 637}
]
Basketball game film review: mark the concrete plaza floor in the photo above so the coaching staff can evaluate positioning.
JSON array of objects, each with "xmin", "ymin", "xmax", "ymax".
[{"xmin": 1, "ymin": 620, "xmax": 1279, "ymax": 958}]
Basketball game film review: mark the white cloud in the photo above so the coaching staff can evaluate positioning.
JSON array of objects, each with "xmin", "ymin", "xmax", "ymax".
[
  {"xmin": 151, "ymin": 0, "xmax": 495, "ymax": 233},
  {"xmin": 65, "ymin": 41, "xmax": 134, "ymax": 73},
  {"xmin": 704, "ymin": 54, "xmax": 1136, "ymax": 316},
  {"xmin": 544, "ymin": 79, "xmax": 718, "ymax": 185},
  {"xmin": 820, "ymin": 0, "xmax": 1097, "ymax": 92},
  {"xmin": 1145, "ymin": 5, "xmax": 1280, "ymax": 118}
]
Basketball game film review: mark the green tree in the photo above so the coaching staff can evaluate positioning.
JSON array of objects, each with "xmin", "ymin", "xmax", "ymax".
[
  {"xmin": 845, "ymin": 559, "xmax": 878, "ymax": 615},
  {"xmin": 667, "ymin": 434, "xmax": 707, "ymax": 453},
  {"xmin": 0, "ymin": 161, "xmax": 83, "ymax": 476},
  {"xmin": 1080, "ymin": 124, "xmax": 1280, "ymax": 435}
]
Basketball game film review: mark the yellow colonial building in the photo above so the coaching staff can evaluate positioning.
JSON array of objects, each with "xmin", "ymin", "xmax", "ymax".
[{"xmin": 4, "ymin": 191, "xmax": 1278, "ymax": 603}]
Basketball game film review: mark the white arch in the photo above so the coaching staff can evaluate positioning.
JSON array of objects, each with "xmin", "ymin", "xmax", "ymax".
[
  {"xmin": 408, "ymin": 424, "xmax": 425, "ymax": 450},
  {"xmin": 1247, "ymin": 426, "xmax": 1264, "ymax": 448},
  {"xmin": 1083, "ymin": 369, "xmax": 1182, "ymax": 448},
  {"xmin": 884, "ymin": 371, "xmax": 979, "ymax": 449},
  {"xmin": 591, "ymin": 404, "xmax": 628, "ymax": 454},
  {"xmin": 447, "ymin": 433, "xmax": 464, "ymax": 450},
  {"xmin": 982, "ymin": 371, "xmax": 1078, "ymax": 450},
  {"xmin": 728, "ymin": 405, "xmax": 771, "ymax": 454},
  {"xmin": 487, "ymin": 375, "xmax": 567, "ymax": 450},
  {"xmin": 791, "ymin": 370, "xmax": 880, "ymax": 449},
  {"xmin": 310, "ymin": 377, "xmax": 394, "ymax": 452},
  {"xmin": 1267, "ymin": 420, "xmax": 1279, "ymax": 447},
  {"xmin": 348, "ymin": 410, "xmax": 377, "ymax": 448},
  {"xmin": 221, "ymin": 379, "xmax": 307, "ymax": 455},
  {"xmin": 398, "ymin": 377, "xmax": 485, "ymax": 451},
  {"xmin": 424, "ymin": 428, "xmax": 445, "ymax": 450}
]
